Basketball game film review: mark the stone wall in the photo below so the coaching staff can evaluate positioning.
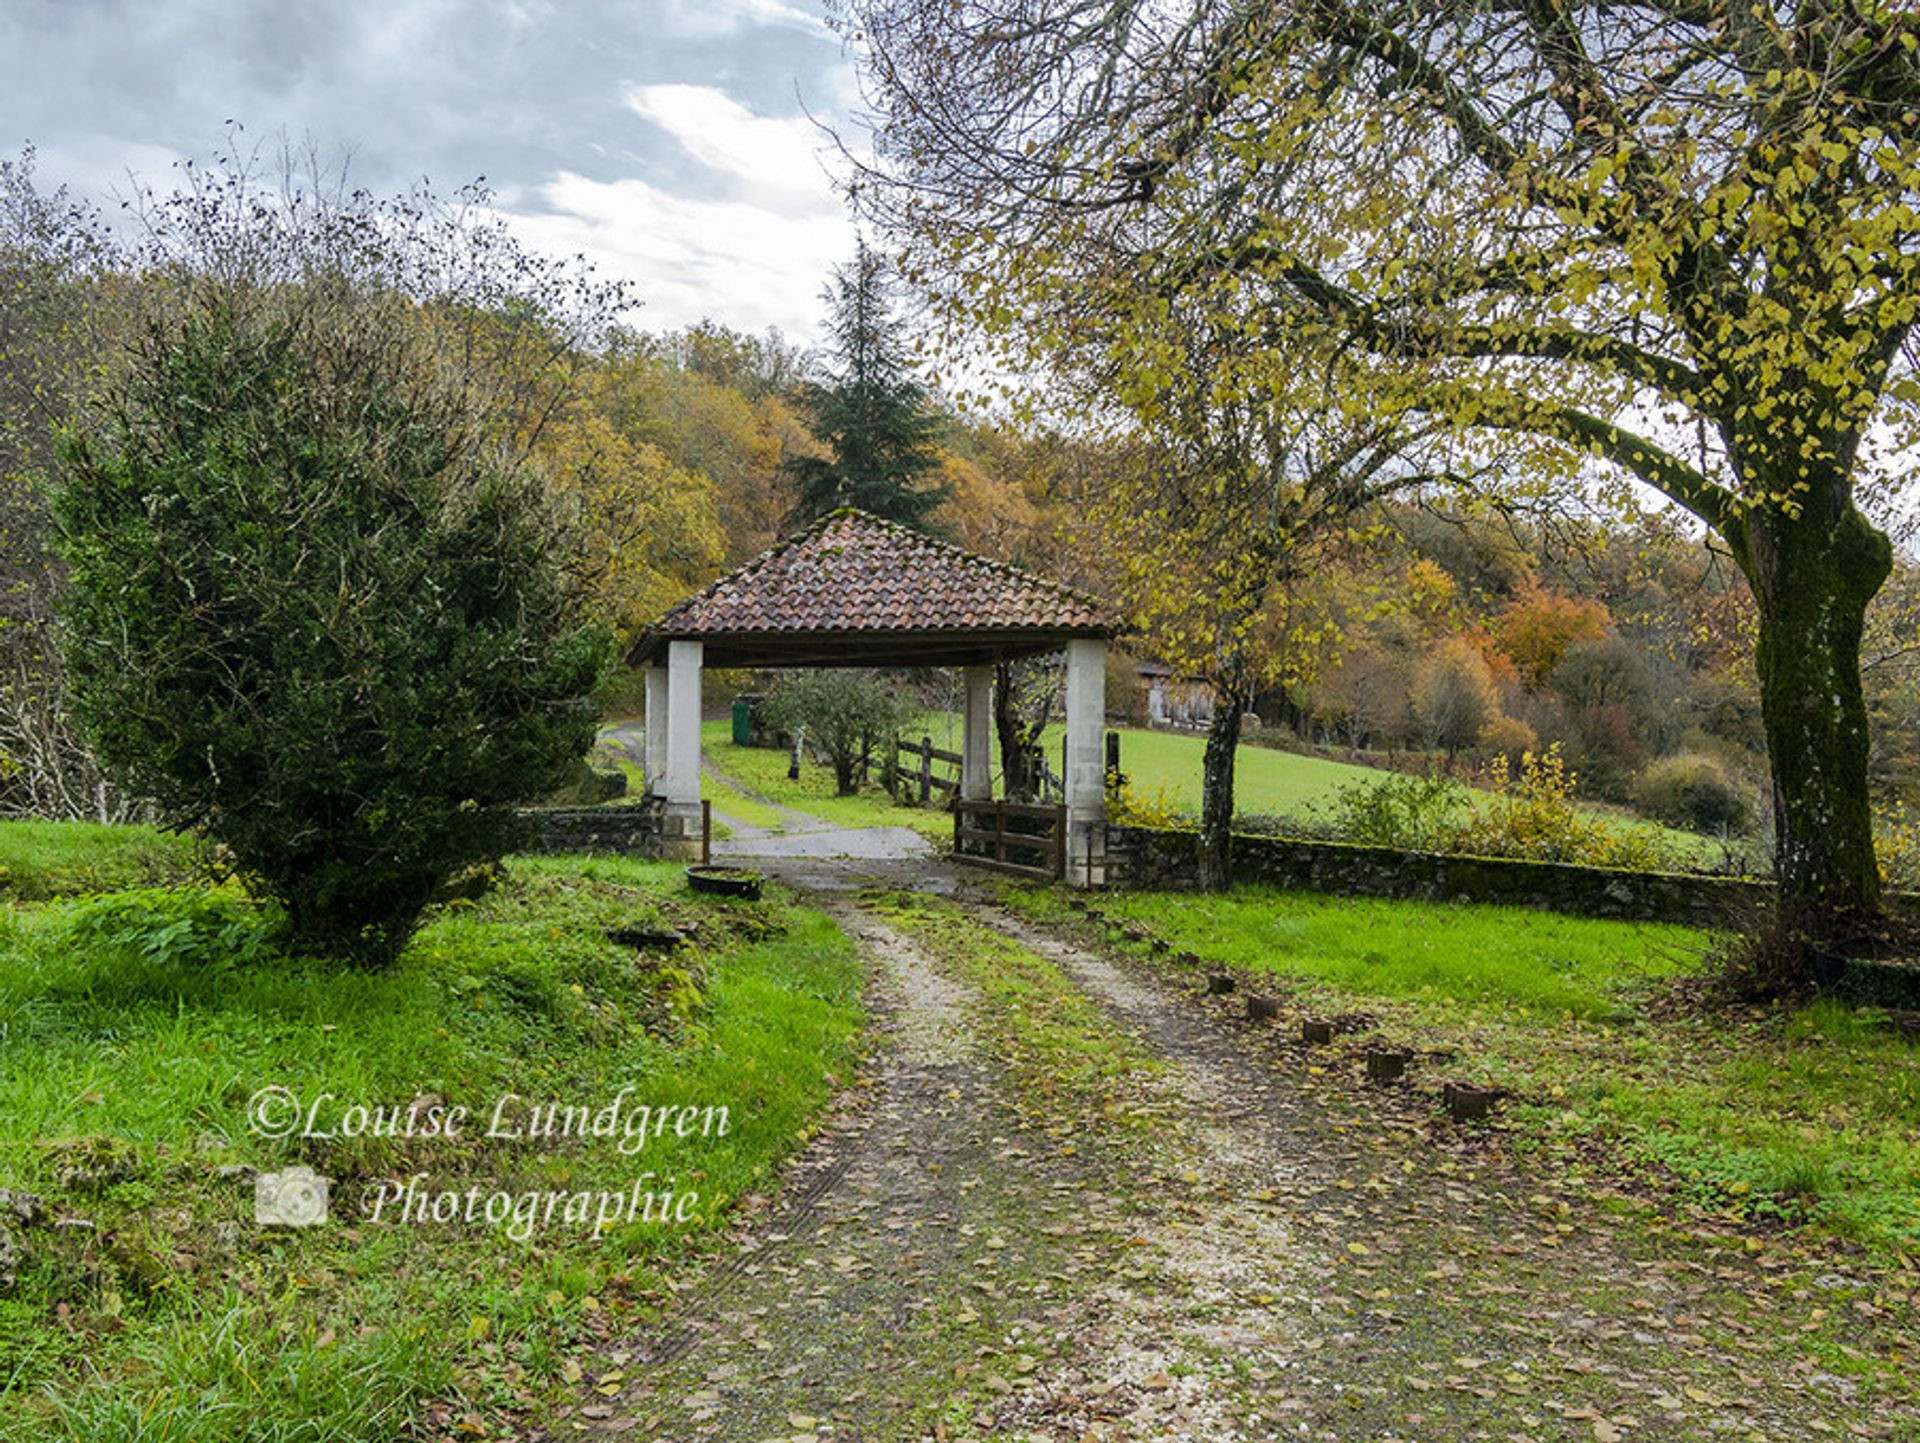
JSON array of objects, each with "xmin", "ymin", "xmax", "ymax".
[
  {"xmin": 1106, "ymin": 823, "xmax": 1777, "ymax": 928},
  {"xmin": 516, "ymin": 804, "xmax": 663, "ymax": 856}
]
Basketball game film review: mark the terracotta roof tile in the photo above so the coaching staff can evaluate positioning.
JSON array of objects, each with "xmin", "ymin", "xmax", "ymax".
[{"xmin": 639, "ymin": 509, "xmax": 1118, "ymax": 648}]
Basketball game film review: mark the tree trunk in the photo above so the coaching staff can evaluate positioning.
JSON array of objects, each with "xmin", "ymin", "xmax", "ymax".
[
  {"xmin": 995, "ymin": 661, "xmax": 1048, "ymax": 801},
  {"xmin": 1738, "ymin": 500, "xmax": 1892, "ymax": 934},
  {"xmin": 833, "ymin": 756, "xmax": 857, "ymax": 795},
  {"xmin": 1197, "ymin": 680, "xmax": 1248, "ymax": 892}
]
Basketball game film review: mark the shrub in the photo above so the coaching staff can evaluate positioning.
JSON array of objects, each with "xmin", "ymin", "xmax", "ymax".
[
  {"xmin": 1632, "ymin": 752, "xmax": 1754, "ymax": 834},
  {"xmin": 1326, "ymin": 771, "xmax": 1467, "ymax": 852},
  {"xmin": 54, "ymin": 178, "xmax": 614, "ymax": 965},
  {"xmin": 64, "ymin": 887, "xmax": 278, "ymax": 974},
  {"xmin": 1412, "ymin": 638, "xmax": 1498, "ymax": 758},
  {"xmin": 1459, "ymin": 747, "xmax": 1683, "ymax": 871},
  {"xmin": 1477, "ymin": 713, "xmax": 1539, "ymax": 762},
  {"xmin": 1111, "ymin": 781, "xmax": 1191, "ymax": 830}
]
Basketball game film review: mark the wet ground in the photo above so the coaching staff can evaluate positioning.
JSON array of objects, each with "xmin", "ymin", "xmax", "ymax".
[{"xmin": 598, "ymin": 724, "xmax": 936, "ymax": 881}]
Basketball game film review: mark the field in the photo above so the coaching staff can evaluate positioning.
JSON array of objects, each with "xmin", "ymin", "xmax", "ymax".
[
  {"xmin": 0, "ymin": 827, "xmax": 865, "ymax": 1441},
  {"xmin": 908, "ymin": 712, "xmax": 1734, "ymax": 862}
]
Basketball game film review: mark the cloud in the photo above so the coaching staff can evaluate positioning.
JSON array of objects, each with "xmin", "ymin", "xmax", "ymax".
[
  {"xmin": 626, "ymin": 84, "xmax": 842, "ymax": 212},
  {"xmin": 497, "ymin": 84, "xmax": 857, "ymax": 337},
  {"xmin": 651, "ymin": 0, "xmax": 832, "ymax": 39},
  {"xmin": 504, "ymin": 168, "xmax": 851, "ymax": 337}
]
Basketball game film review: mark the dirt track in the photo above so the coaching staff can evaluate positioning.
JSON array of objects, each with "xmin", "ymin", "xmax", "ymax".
[{"xmin": 546, "ymin": 882, "xmax": 1916, "ymax": 1442}]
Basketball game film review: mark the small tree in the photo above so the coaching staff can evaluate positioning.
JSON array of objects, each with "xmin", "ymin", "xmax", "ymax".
[
  {"xmin": 783, "ymin": 244, "xmax": 950, "ymax": 531},
  {"xmin": 53, "ymin": 154, "xmax": 618, "ymax": 964},
  {"xmin": 1413, "ymin": 639, "xmax": 1498, "ymax": 762},
  {"xmin": 761, "ymin": 670, "xmax": 914, "ymax": 795}
]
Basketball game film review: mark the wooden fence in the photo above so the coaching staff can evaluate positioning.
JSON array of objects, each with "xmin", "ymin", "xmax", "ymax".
[
  {"xmin": 953, "ymin": 799, "xmax": 1067, "ymax": 881},
  {"xmin": 888, "ymin": 735, "xmax": 962, "ymax": 803}
]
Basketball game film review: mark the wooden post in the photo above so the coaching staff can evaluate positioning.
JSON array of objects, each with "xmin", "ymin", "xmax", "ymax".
[
  {"xmin": 701, "ymin": 799, "xmax": 711, "ymax": 865},
  {"xmin": 1054, "ymin": 804, "xmax": 1067, "ymax": 879},
  {"xmin": 919, "ymin": 735, "xmax": 933, "ymax": 804},
  {"xmin": 995, "ymin": 805, "xmax": 1006, "ymax": 868}
]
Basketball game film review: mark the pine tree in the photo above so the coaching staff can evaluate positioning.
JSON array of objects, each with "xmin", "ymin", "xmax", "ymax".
[{"xmin": 785, "ymin": 244, "xmax": 949, "ymax": 531}]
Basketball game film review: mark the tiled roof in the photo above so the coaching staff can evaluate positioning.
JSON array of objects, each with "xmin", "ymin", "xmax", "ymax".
[{"xmin": 642, "ymin": 509, "xmax": 1118, "ymax": 646}]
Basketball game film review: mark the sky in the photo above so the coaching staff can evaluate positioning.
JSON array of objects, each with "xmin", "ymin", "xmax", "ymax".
[{"xmin": 0, "ymin": 0, "xmax": 860, "ymax": 341}]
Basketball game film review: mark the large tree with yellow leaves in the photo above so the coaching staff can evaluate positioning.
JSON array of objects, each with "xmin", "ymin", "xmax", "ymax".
[{"xmin": 844, "ymin": 0, "xmax": 1920, "ymax": 933}]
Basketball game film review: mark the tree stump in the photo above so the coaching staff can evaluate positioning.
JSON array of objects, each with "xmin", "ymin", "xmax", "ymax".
[
  {"xmin": 1175, "ymin": 951, "xmax": 1202, "ymax": 967},
  {"xmin": 1205, "ymin": 974, "xmax": 1236, "ymax": 995},
  {"xmin": 1443, "ymin": 1082, "xmax": 1501, "ymax": 1122},
  {"xmin": 1366, "ymin": 1050, "xmax": 1409, "ymax": 1083},
  {"xmin": 1122, "ymin": 926, "xmax": 1147, "ymax": 943},
  {"xmin": 1300, "ymin": 1018, "xmax": 1334, "ymax": 1045},
  {"xmin": 1246, "ymin": 994, "xmax": 1281, "ymax": 1022}
]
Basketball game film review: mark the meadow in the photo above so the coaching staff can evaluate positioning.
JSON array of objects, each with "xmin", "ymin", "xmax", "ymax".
[{"xmin": 0, "ymin": 828, "xmax": 865, "ymax": 1441}]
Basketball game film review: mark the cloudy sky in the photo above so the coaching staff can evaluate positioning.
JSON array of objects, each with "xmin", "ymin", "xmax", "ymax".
[{"xmin": 1, "ymin": 0, "xmax": 860, "ymax": 340}]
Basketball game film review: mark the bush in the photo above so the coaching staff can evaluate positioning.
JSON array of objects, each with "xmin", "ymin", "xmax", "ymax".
[
  {"xmin": 1477, "ymin": 713, "xmax": 1539, "ymax": 762},
  {"xmin": 1326, "ymin": 771, "xmax": 1466, "ymax": 851},
  {"xmin": 1632, "ymin": 752, "xmax": 1754, "ymax": 834},
  {"xmin": 1316, "ymin": 747, "xmax": 1684, "ymax": 871},
  {"xmin": 1111, "ymin": 781, "xmax": 1191, "ymax": 830},
  {"xmin": 54, "ymin": 177, "xmax": 614, "ymax": 965},
  {"xmin": 1460, "ymin": 747, "xmax": 1682, "ymax": 871},
  {"xmin": 64, "ymin": 887, "xmax": 278, "ymax": 974}
]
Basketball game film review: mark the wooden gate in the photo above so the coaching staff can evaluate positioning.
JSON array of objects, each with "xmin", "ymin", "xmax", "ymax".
[{"xmin": 953, "ymin": 799, "xmax": 1067, "ymax": 881}]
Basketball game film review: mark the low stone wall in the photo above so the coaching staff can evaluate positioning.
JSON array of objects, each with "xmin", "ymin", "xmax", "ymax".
[
  {"xmin": 1105, "ymin": 823, "xmax": 1776, "ymax": 928},
  {"xmin": 516, "ymin": 804, "xmax": 663, "ymax": 856}
]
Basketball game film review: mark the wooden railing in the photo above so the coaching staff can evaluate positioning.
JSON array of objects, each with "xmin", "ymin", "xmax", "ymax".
[
  {"xmin": 953, "ymin": 799, "xmax": 1067, "ymax": 881},
  {"xmin": 888, "ymin": 735, "xmax": 962, "ymax": 803}
]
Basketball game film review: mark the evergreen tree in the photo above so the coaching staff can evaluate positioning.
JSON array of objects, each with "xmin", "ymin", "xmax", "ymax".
[{"xmin": 785, "ymin": 244, "xmax": 949, "ymax": 531}]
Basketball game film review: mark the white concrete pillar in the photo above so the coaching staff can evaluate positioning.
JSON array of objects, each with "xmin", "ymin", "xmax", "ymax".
[
  {"xmin": 961, "ymin": 665, "xmax": 994, "ymax": 802},
  {"xmin": 1064, "ymin": 638, "xmax": 1107, "ymax": 887},
  {"xmin": 644, "ymin": 666, "xmax": 669, "ymax": 794},
  {"xmin": 661, "ymin": 640, "xmax": 704, "ymax": 854}
]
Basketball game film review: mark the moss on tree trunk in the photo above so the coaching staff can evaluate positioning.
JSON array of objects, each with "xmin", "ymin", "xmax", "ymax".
[
  {"xmin": 1198, "ymin": 680, "xmax": 1248, "ymax": 892},
  {"xmin": 1737, "ymin": 499, "xmax": 1892, "ymax": 933}
]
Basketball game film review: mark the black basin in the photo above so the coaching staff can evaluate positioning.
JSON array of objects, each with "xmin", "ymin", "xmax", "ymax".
[{"xmin": 686, "ymin": 864, "xmax": 763, "ymax": 901}]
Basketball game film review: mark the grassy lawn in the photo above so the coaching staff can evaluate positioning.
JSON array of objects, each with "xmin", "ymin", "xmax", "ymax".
[
  {"xmin": 0, "ymin": 831, "xmax": 865, "ymax": 1440},
  {"xmin": 1005, "ymin": 883, "xmax": 1920, "ymax": 1260},
  {"xmin": 905, "ymin": 709, "xmax": 1728, "ymax": 862},
  {"xmin": 1051, "ymin": 723, "xmax": 1730, "ymax": 863},
  {"xmin": 700, "ymin": 719, "xmax": 953, "ymax": 842},
  {"xmin": 699, "ymin": 767, "xmax": 789, "ymax": 832},
  {"xmin": 0, "ymin": 819, "xmax": 203, "ymax": 900}
]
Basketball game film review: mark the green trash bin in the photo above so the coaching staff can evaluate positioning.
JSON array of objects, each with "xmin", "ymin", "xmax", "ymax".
[{"xmin": 732, "ymin": 697, "xmax": 752, "ymax": 747}]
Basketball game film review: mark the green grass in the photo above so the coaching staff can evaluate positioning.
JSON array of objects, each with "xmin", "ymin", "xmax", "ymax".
[
  {"xmin": 0, "ymin": 819, "xmax": 203, "ymax": 900},
  {"xmin": 1039, "ymin": 723, "xmax": 1730, "ymax": 863},
  {"xmin": 700, "ymin": 720, "xmax": 954, "ymax": 841},
  {"xmin": 1005, "ymin": 882, "xmax": 1920, "ymax": 1259},
  {"xmin": 0, "ymin": 852, "xmax": 866, "ymax": 1440},
  {"xmin": 700, "ymin": 767, "xmax": 789, "ymax": 832},
  {"xmin": 1023, "ymin": 884, "xmax": 1702, "ymax": 1022}
]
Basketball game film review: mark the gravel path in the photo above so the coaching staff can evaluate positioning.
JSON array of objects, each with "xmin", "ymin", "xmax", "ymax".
[{"xmin": 542, "ymin": 885, "xmax": 1918, "ymax": 1442}]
